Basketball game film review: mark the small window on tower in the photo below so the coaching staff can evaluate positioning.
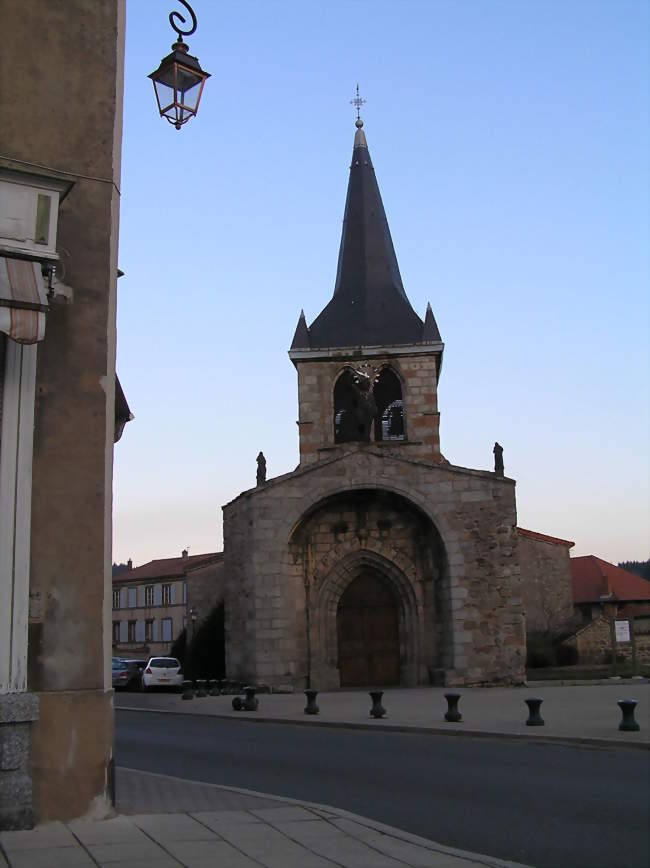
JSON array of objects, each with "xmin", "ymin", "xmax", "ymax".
[{"xmin": 374, "ymin": 367, "xmax": 405, "ymax": 441}]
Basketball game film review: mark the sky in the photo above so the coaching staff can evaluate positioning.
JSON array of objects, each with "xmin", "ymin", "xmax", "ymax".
[{"xmin": 114, "ymin": 0, "xmax": 649, "ymax": 568}]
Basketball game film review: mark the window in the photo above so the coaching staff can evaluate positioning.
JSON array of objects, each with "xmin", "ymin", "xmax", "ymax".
[
  {"xmin": 112, "ymin": 621, "xmax": 120, "ymax": 643},
  {"xmin": 145, "ymin": 619, "xmax": 154, "ymax": 642},
  {"xmin": 127, "ymin": 587, "xmax": 137, "ymax": 608},
  {"xmin": 128, "ymin": 621, "xmax": 136, "ymax": 643},
  {"xmin": 162, "ymin": 584, "xmax": 173, "ymax": 605},
  {"xmin": 112, "ymin": 589, "xmax": 120, "ymax": 609},
  {"xmin": 145, "ymin": 586, "xmax": 154, "ymax": 607},
  {"xmin": 183, "ymin": 581, "xmax": 187, "ymax": 604},
  {"xmin": 161, "ymin": 618, "xmax": 172, "ymax": 642}
]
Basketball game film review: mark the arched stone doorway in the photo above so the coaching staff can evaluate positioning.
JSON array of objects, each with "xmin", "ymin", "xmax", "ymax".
[
  {"xmin": 337, "ymin": 572, "xmax": 400, "ymax": 686},
  {"xmin": 288, "ymin": 487, "xmax": 450, "ymax": 689}
]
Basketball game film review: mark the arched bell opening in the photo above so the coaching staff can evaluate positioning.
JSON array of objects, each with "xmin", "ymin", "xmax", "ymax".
[
  {"xmin": 373, "ymin": 366, "xmax": 405, "ymax": 442},
  {"xmin": 333, "ymin": 367, "xmax": 374, "ymax": 443}
]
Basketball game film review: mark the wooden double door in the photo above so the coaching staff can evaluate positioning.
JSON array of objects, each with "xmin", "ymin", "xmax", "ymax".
[{"xmin": 337, "ymin": 572, "xmax": 400, "ymax": 687}]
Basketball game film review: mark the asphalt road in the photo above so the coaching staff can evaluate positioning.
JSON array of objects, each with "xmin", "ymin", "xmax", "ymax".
[{"xmin": 116, "ymin": 709, "xmax": 649, "ymax": 868}]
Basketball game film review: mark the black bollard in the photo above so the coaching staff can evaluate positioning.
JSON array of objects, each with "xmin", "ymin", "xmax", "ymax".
[
  {"xmin": 369, "ymin": 691, "xmax": 386, "ymax": 719},
  {"xmin": 304, "ymin": 689, "xmax": 319, "ymax": 715},
  {"xmin": 195, "ymin": 679, "xmax": 207, "ymax": 697},
  {"xmin": 208, "ymin": 679, "xmax": 219, "ymax": 696},
  {"xmin": 243, "ymin": 686, "xmax": 259, "ymax": 711},
  {"xmin": 444, "ymin": 692, "xmax": 462, "ymax": 722},
  {"xmin": 181, "ymin": 680, "xmax": 194, "ymax": 701},
  {"xmin": 525, "ymin": 697, "xmax": 545, "ymax": 726},
  {"xmin": 618, "ymin": 699, "xmax": 640, "ymax": 732},
  {"xmin": 232, "ymin": 695, "xmax": 243, "ymax": 711}
]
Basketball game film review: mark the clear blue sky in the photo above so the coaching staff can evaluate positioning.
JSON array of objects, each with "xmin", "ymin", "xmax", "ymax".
[{"xmin": 114, "ymin": 0, "xmax": 649, "ymax": 567}]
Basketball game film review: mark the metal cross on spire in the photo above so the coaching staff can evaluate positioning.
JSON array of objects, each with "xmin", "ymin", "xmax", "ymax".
[{"xmin": 350, "ymin": 84, "xmax": 366, "ymax": 126}]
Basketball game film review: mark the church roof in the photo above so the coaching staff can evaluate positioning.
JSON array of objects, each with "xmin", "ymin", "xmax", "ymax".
[{"xmin": 293, "ymin": 119, "xmax": 438, "ymax": 351}]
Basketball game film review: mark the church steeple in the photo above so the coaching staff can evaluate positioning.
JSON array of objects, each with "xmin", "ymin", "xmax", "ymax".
[
  {"xmin": 301, "ymin": 112, "xmax": 435, "ymax": 350},
  {"xmin": 290, "ymin": 103, "xmax": 445, "ymax": 468}
]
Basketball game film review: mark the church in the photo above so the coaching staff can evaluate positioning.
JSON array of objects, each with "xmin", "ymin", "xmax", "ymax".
[{"xmin": 220, "ymin": 113, "xmax": 526, "ymax": 689}]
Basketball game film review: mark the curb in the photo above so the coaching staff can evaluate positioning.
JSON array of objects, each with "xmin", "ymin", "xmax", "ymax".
[
  {"xmin": 117, "ymin": 766, "xmax": 531, "ymax": 868},
  {"xmin": 115, "ymin": 704, "xmax": 649, "ymax": 751}
]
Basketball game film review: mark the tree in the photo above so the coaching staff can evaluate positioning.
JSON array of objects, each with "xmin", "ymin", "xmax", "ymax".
[{"xmin": 618, "ymin": 560, "xmax": 650, "ymax": 581}]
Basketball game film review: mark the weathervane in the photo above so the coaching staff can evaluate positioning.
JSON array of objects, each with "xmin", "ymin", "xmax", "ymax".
[{"xmin": 350, "ymin": 84, "xmax": 366, "ymax": 126}]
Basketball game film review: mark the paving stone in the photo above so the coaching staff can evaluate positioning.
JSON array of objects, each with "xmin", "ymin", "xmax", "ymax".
[
  {"xmin": 164, "ymin": 839, "xmax": 260, "ymax": 867},
  {"xmin": 190, "ymin": 810, "xmax": 262, "ymax": 831},
  {"xmin": 87, "ymin": 841, "xmax": 176, "ymax": 864},
  {"xmin": 330, "ymin": 817, "xmax": 385, "ymax": 840},
  {"xmin": 251, "ymin": 806, "xmax": 319, "ymax": 822},
  {"xmin": 304, "ymin": 834, "xmax": 408, "ymax": 867},
  {"xmin": 370, "ymin": 835, "xmax": 478, "ymax": 867},
  {"xmin": 68, "ymin": 815, "xmax": 148, "ymax": 845},
  {"xmin": 130, "ymin": 813, "xmax": 218, "ymax": 842},
  {"xmin": 0, "ymin": 821, "xmax": 76, "ymax": 850},
  {"xmin": 4, "ymin": 847, "xmax": 96, "ymax": 868},
  {"xmin": 271, "ymin": 819, "xmax": 348, "ymax": 839}
]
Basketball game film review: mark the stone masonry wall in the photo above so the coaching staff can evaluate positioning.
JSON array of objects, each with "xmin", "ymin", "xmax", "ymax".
[
  {"xmin": 295, "ymin": 352, "xmax": 442, "ymax": 466},
  {"xmin": 518, "ymin": 536, "xmax": 575, "ymax": 635},
  {"xmin": 187, "ymin": 560, "xmax": 227, "ymax": 631},
  {"xmin": 563, "ymin": 617, "xmax": 650, "ymax": 664},
  {"xmin": 222, "ymin": 447, "xmax": 525, "ymax": 688}
]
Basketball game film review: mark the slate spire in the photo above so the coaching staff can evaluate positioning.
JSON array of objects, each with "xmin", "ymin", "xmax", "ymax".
[{"xmin": 307, "ymin": 116, "xmax": 429, "ymax": 349}]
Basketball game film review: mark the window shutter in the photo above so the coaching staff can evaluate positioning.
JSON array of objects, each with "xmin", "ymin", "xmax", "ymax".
[
  {"xmin": 137, "ymin": 586, "xmax": 145, "ymax": 607},
  {"xmin": 135, "ymin": 620, "xmax": 145, "ymax": 642},
  {"xmin": 169, "ymin": 584, "xmax": 175, "ymax": 604},
  {"xmin": 119, "ymin": 621, "xmax": 127, "ymax": 642},
  {"xmin": 162, "ymin": 619, "xmax": 172, "ymax": 642},
  {"xmin": 152, "ymin": 619, "xmax": 159, "ymax": 641},
  {"xmin": 154, "ymin": 584, "xmax": 162, "ymax": 606},
  {"xmin": 128, "ymin": 588, "xmax": 136, "ymax": 608}
]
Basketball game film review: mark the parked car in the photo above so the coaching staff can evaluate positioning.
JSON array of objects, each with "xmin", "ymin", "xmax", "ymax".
[
  {"xmin": 112, "ymin": 658, "xmax": 142, "ymax": 691},
  {"xmin": 121, "ymin": 659, "xmax": 146, "ymax": 679},
  {"xmin": 142, "ymin": 657, "xmax": 183, "ymax": 691}
]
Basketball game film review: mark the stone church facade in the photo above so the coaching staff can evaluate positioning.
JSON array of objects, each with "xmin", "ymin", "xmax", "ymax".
[{"xmin": 222, "ymin": 117, "xmax": 526, "ymax": 689}]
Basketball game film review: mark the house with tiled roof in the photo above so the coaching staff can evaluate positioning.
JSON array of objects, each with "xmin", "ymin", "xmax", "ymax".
[
  {"xmin": 570, "ymin": 556, "xmax": 650, "ymax": 625},
  {"xmin": 112, "ymin": 550, "xmax": 224, "ymax": 659},
  {"xmin": 560, "ymin": 557, "xmax": 650, "ymax": 664}
]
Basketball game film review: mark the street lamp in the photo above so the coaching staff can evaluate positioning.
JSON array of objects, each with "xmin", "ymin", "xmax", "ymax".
[{"xmin": 148, "ymin": 1, "xmax": 211, "ymax": 130}]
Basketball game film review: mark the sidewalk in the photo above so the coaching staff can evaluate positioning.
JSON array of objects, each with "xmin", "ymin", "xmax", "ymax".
[
  {"xmin": 115, "ymin": 682, "xmax": 649, "ymax": 748},
  {"xmin": 0, "ymin": 767, "xmax": 529, "ymax": 868}
]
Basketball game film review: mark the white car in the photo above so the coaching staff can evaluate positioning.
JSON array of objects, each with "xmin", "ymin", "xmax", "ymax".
[{"xmin": 142, "ymin": 657, "xmax": 183, "ymax": 691}]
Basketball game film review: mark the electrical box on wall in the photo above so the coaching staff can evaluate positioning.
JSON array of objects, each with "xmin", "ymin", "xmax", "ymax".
[{"xmin": 0, "ymin": 167, "xmax": 74, "ymax": 262}]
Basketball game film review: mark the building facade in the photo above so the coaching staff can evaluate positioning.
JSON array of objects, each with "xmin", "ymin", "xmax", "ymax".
[
  {"xmin": 220, "ymin": 117, "xmax": 527, "ymax": 690},
  {"xmin": 0, "ymin": 0, "xmax": 125, "ymax": 829},
  {"xmin": 111, "ymin": 552, "xmax": 223, "ymax": 659}
]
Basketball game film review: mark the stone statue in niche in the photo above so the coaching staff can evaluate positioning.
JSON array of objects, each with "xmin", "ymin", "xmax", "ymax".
[
  {"xmin": 256, "ymin": 451, "xmax": 267, "ymax": 486},
  {"xmin": 493, "ymin": 442, "xmax": 504, "ymax": 477}
]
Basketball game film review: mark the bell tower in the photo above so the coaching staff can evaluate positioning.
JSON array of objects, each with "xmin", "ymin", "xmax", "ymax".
[{"xmin": 289, "ymin": 109, "xmax": 445, "ymax": 466}]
